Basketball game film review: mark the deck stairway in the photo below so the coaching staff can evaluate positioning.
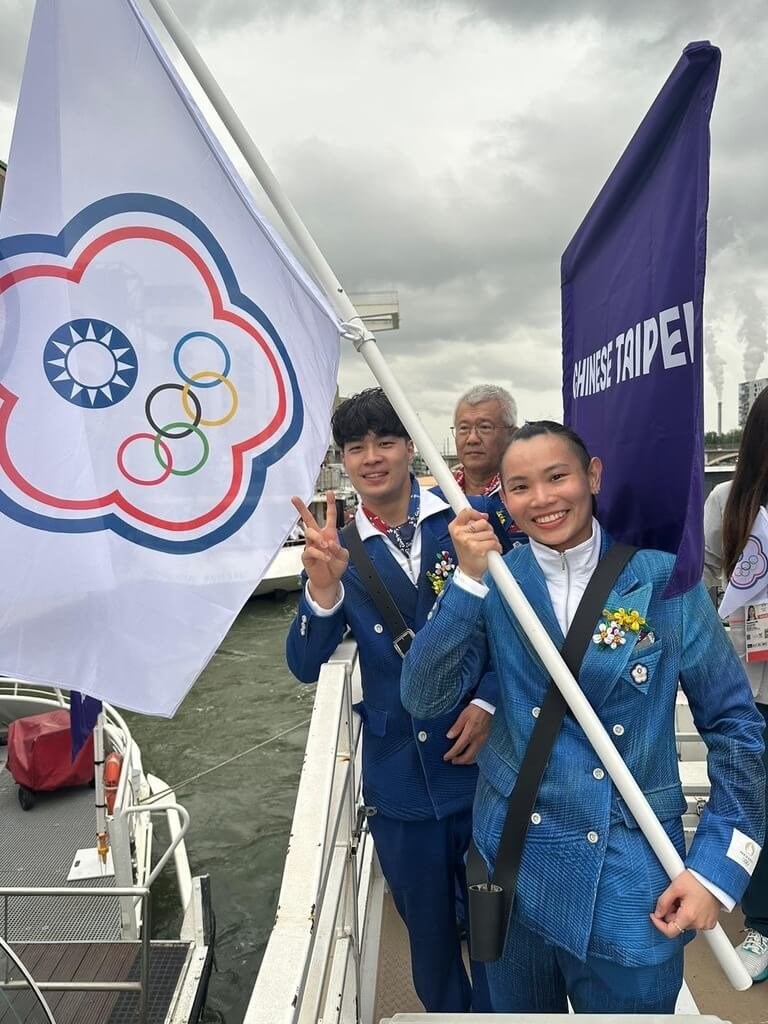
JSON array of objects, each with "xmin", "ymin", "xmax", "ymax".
[
  {"xmin": 0, "ymin": 941, "xmax": 196, "ymax": 1024},
  {"xmin": 0, "ymin": 728, "xmax": 211, "ymax": 1024}
]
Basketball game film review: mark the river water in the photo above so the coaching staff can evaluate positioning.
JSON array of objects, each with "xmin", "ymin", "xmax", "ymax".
[{"xmin": 125, "ymin": 594, "xmax": 310, "ymax": 1023}]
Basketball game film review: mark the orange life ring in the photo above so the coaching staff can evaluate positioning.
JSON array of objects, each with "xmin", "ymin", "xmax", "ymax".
[{"xmin": 104, "ymin": 751, "xmax": 123, "ymax": 815}]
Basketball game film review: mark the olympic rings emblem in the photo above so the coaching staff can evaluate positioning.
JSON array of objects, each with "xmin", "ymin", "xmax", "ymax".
[
  {"xmin": 173, "ymin": 331, "xmax": 231, "ymax": 387},
  {"xmin": 736, "ymin": 554, "xmax": 759, "ymax": 578},
  {"xmin": 153, "ymin": 422, "xmax": 209, "ymax": 476},
  {"xmin": 731, "ymin": 536, "xmax": 768, "ymax": 590},
  {"xmin": 181, "ymin": 371, "xmax": 238, "ymax": 426},
  {"xmin": 118, "ymin": 433, "xmax": 174, "ymax": 486},
  {"xmin": 146, "ymin": 383, "xmax": 202, "ymax": 439},
  {"xmin": 117, "ymin": 331, "xmax": 238, "ymax": 485}
]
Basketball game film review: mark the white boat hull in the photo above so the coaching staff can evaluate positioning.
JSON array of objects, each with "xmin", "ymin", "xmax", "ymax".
[{"xmin": 253, "ymin": 543, "xmax": 304, "ymax": 596}]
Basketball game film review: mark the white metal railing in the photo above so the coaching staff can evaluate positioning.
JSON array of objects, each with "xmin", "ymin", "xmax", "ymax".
[
  {"xmin": 0, "ymin": 885, "xmax": 152, "ymax": 1023},
  {"xmin": 242, "ymin": 651, "xmax": 715, "ymax": 1024},
  {"xmin": 0, "ymin": 680, "xmax": 194, "ymax": 942},
  {"xmin": 0, "ymin": 679, "xmax": 151, "ymax": 938},
  {"xmin": 0, "ymin": 807, "xmax": 190, "ymax": 1024},
  {"xmin": 0, "ymin": 678, "xmax": 68, "ymax": 707},
  {"xmin": 0, "ymin": 934, "xmax": 58, "ymax": 1023},
  {"xmin": 244, "ymin": 639, "xmax": 376, "ymax": 1024}
]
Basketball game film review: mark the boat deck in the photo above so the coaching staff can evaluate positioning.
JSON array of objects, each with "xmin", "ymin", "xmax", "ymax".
[
  {"xmin": 0, "ymin": 940, "xmax": 192, "ymax": 1024},
  {"xmin": 0, "ymin": 749, "xmax": 120, "ymax": 943},
  {"xmin": 374, "ymin": 891, "xmax": 767, "ymax": 1023}
]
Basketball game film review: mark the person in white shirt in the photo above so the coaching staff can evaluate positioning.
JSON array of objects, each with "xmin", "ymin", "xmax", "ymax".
[{"xmin": 704, "ymin": 385, "xmax": 768, "ymax": 980}]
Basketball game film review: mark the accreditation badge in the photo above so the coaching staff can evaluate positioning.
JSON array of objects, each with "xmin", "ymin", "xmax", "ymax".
[{"xmin": 745, "ymin": 602, "xmax": 768, "ymax": 663}]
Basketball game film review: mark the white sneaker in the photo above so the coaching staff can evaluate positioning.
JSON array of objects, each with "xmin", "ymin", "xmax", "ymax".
[{"xmin": 736, "ymin": 928, "xmax": 768, "ymax": 982}]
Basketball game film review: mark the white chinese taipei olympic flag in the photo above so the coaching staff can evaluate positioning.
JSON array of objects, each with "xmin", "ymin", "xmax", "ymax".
[
  {"xmin": 0, "ymin": 0, "xmax": 340, "ymax": 714},
  {"xmin": 719, "ymin": 507, "xmax": 768, "ymax": 620}
]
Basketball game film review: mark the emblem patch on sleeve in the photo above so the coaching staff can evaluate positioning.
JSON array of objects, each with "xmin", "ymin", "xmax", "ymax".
[{"xmin": 726, "ymin": 828, "xmax": 761, "ymax": 875}]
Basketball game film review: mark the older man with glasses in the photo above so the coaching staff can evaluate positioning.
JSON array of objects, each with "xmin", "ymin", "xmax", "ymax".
[{"xmin": 452, "ymin": 385, "xmax": 526, "ymax": 547}]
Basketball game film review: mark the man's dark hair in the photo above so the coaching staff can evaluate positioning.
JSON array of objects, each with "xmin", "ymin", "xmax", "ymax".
[
  {"xmin": 331, "ymin": 388, "xmax": 410, "ymax": 448},
  {"xmin": 506, "ymin": 420, "xmax": 591, "ymax": 470}
]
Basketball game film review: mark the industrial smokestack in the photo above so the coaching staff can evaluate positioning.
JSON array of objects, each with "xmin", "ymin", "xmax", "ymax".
[{"xmin": 717, "ymin": 401, "xmax": 722, "ymax": 436}]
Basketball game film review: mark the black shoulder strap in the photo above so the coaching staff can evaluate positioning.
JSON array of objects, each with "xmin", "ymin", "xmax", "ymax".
[
  {"xmin": 341, "ymin": 520, "xmax": 415, "ymax": 658},
  {"xmin": 468, "ymin": 541, "xmax": 637, "ymax": 904}
]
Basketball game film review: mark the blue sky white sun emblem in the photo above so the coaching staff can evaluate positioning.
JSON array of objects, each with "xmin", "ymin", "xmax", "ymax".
[{"xmin": 43, "ymin": 318, "xmax": 138, "ymax": 409}]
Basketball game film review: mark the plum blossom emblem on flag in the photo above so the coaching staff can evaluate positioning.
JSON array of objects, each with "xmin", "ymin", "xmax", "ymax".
[
  {"xmin": 0, "ymin": 195, "xmax": 303, "ymax": 553},
  {"xmin": 719, "ymin": 507, "xmax": 768, "ymax": 619}
]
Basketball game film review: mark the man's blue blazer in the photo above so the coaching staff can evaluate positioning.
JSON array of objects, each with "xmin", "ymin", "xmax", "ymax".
[{"xmin": 286, "ymin": 507, "xmax": 496, "ymax": 821}]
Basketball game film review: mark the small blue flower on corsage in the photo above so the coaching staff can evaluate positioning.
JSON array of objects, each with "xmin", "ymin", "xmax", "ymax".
[{"xmin": 426, "ymin": 550, "xmax": 456, "ymax": 595}]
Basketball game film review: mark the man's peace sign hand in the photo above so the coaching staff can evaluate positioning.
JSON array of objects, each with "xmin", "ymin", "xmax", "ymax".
[{"xmin": 291, "ymin": 490, "xmax": 350, "ymax": 609}]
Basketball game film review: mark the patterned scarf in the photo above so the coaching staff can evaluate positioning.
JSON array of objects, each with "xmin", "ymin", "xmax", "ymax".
[
  {"xmin": 362, "ymin": 476, "xmax": 421, "ymax": 556},
  {"xmin": 453, "ymin": 465, "xmax": 501, "ymax": 496}
]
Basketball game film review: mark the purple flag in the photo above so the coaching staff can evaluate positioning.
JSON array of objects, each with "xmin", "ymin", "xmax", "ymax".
[
  {"xmin": 562, "ymin": 42, "xmax": 720, "ymax": 596},
  {"xmin": 70, "ymin": 690, "xmax": 102, "ymax": 759}
]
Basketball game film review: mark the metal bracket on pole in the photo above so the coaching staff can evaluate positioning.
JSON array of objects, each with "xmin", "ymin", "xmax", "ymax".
[{"xmin": 339, "ymin": 321, "xmax": 374, "ymax": 352}]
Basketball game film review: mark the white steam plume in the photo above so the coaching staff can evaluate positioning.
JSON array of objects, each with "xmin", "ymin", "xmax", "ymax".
[
  {"xmin": 705, "ymin": 321, "xmax": 725, "ymax": 401},
  {"xmin": 737, "ymin": 284, "xmax": 767, "ymax": 381}
]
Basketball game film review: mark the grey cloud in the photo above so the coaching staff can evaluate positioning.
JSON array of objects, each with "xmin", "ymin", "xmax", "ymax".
[
  {"xmin": 737, "ymin": 285, "xmax": 768, "ymax": 382},
  {"xmin": 340, "ymin": 332, "xmax": 560, "ymax": 439},
  {"xmin": 170, "ymin": 0, "xmax": 724, "ymax": 32},
  {"xmin": 165, "ymin": 0, "xmax": 294, "ymax": 33},
  {"xmin": 267, "ymin": 0, "xmax": 768, "ymax": 387},
  {"xmin": 0, "ymin": 2, "xmax": 32, "ymax": 113},
  {"xmin": 274, "ymin": 136, "xmax": 563, "ymax": 360}
]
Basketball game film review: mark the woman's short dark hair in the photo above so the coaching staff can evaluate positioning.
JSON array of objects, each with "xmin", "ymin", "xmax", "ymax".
[
  {"xmin": 505, "ymin": 420, "xmax": 592, "ymax": 470},
  {"xmin": 723, "ymin": 387, "xmax": 768, "ymax": 579},
  {"xmin": 331, "ymin": 388, "xmax": 410, "ymax": 448}
]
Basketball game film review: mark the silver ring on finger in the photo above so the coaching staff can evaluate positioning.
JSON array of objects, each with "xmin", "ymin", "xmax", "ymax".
[{"xmin": 672, "ymin": 921, "xmax": 684, "ymax": 936}]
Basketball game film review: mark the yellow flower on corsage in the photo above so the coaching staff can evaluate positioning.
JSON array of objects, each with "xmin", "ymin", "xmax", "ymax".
[
  {"xmin": 426, "ymin": 550, "xmax": 456, "ymax": 595},
  {"xmin": 607, "ymin": 607, "xmax": 646, "ymax": 633},
  {"xmin": 592, "ymin": 608, "xmax": 648, "ymax": 651}
]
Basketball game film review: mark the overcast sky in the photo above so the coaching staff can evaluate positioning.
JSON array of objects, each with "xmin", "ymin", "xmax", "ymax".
[{"xmin": 1, "ymin": 0, "xmax": 766, "ymax": 448}]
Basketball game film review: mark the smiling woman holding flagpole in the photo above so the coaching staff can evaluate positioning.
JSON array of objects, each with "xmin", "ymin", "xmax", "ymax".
[{"xmin": 401, "ymin": 421, "xmax": 765, "ymax": 1013}]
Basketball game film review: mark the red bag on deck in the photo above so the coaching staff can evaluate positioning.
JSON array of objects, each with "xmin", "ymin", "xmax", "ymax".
[{"xmin": 6, "ymin": 710, "xmax": 94, "ymax": 791}]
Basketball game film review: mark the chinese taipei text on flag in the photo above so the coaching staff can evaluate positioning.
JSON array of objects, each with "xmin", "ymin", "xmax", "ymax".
[
  {"xmin": 0, "ymin": 0, "xmax": 340, "ymax": 715},
  {"xmin": 562, "ymin": 42, "xmax": 720, "ymax": 595}
]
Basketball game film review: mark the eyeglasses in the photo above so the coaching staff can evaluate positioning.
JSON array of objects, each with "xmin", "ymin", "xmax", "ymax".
[{"xmin": 451, "ymin": 422, "xmax": 504, "ymax": 439}]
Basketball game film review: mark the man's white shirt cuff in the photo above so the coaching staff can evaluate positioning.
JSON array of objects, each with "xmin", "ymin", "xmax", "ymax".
[
  {"xmin": 305, "ymin": 581, "xmax": 345, "ymax": 616},
  {"xmin": 454, "ymin": 567, "xmax": 489, "ymax": 597},
  {"xmin": 689, "ymin": 869, "xmax": 735, "ymax": 912},
  {"xmin": 470, "ymin": 698, "xmax": 496, "ymax": 715}
]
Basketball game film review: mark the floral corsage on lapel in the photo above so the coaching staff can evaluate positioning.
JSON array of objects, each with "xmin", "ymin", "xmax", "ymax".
[
  {"xmin": 426, "ymin": 550, "xmax": 457, "ymax": 595},
  {"xmin": 592, "ymin": 607, "xmax": 653, "ymax": 652}
]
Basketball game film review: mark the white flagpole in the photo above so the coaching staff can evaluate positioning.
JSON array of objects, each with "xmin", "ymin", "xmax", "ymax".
[
  {"xmin": 93, "ymin": 712, "xmax": 110, "ymax": 865},
  {"xmin": 143, "ymin": 0, "xmax": 750, "ymax": 990}
]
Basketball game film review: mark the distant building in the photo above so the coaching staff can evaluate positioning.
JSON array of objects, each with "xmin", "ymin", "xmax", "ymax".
[
  {"xmin": 738, "ymin": 378, "xmax": 768, "ymax": 426},
  {"xmin": 0, "ymin": 159, "xmax": 6, "ymax": 207}
]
